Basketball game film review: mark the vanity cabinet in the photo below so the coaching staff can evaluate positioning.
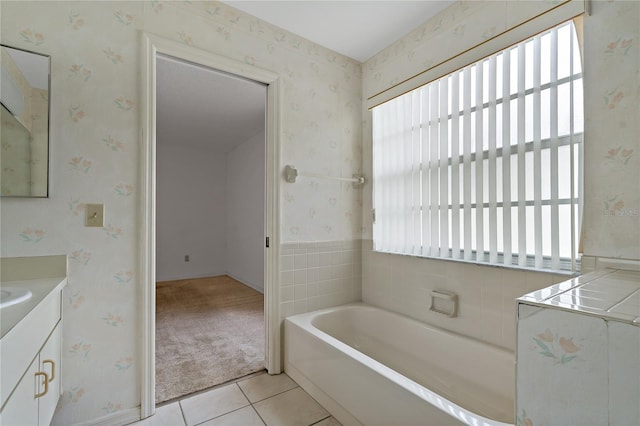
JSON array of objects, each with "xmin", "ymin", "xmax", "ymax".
[
  {"xmin": 38, "ymin": 323, "xmax": 62, "ymax": 425},
  {"xmin": 0, "ymin": 255, "xmax": 67, "ymax": 426},
  {"xmin": 0, "ymin": 323, "xmax": 61, "ymax": 426}
]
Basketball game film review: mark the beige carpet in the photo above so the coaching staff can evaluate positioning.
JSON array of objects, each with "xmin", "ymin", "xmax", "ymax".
[{"xmin": 155, "ymin": 275, "xmax": 265, "ymax": 403}]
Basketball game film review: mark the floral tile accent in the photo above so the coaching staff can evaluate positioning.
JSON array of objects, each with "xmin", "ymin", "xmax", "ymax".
[{"xmin": 532, "ymin": 328, "xmax": 581, "ymax": 365}]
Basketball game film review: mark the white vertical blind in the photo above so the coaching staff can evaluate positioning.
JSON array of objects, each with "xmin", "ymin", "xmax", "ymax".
[
  {"xmin": 462, "ymin": 67, "xmax": 472, "ymax": 261},
  {"xmin": 550, "ymin": 28, "xmax": 560, "ymax": 270},
  {"xmin": 501, "ymin": 48, "xmax": 512, "ymax": 264},
  {"xmin": 475, "ymin": 62, "xmax": 484, "ymax": 260},
  {"xmin": 516, "ymin": 42, "xmax": 527, "ymax": 268},
  {"xmin": 372, "ymin": 20, "xmax": 583, "ymax": 272},
  {"xmin": 533, "ymin": 35, "xmax": 543, "ymax": 269},
  {"xmin": 439, "ymin": 78, "xmax": 449, "ymax": 258},
  {"xmin": 488, "ymin": 55, "xmax": 498, "ymax": 264},
  {"xmin": 451, "ymin": 72, "xmax": 461, "ymax": 260}
]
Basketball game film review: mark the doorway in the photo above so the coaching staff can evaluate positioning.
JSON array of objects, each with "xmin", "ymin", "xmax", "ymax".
[
  {"xmin": 154, "ymin": 54, "xmax": 267, "ymax": 403},
  {"xmin": 140, "ymin": 33, "xmax": 281, "ymax": 417}
]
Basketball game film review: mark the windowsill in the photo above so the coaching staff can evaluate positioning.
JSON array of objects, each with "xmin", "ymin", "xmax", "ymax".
[{"xmin": 369, "ymin": 246, "xmax": 580, "ymax": 276}]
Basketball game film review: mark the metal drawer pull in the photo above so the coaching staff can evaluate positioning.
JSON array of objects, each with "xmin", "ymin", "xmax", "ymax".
[
  {"xmin": 34, "ymin": 372, "xmax": 49, "ymax": 398},
  {"xmin": 43, "ymin": 359, "xmax": 55, "ymax": 382}
]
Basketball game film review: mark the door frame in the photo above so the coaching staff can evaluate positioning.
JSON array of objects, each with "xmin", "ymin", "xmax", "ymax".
[{"xmin": 139, "ymin": 32, "xmax": 281, "ymax": 418}]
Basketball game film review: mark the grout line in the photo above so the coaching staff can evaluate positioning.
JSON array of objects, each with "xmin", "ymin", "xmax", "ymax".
[
  {"xmin": 178, "ymin": 400, "xmax": 188, "ymax": 426},
  {"xmin": 251, "ymin": 403, "xmax": 269, "ymax": 426},
  {"xmin": 309, "ymin": 415, "xmax": 332, "ymax": 426},
  {"xmin": 249, "ymin": 383, "xmax": 301, "ymax": 404},
  {"xmin": 191, "ymin": 401, "xmax": 252, "ymax": 426}
]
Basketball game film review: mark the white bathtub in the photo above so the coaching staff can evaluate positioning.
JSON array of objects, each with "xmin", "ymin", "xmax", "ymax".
[{"xmin": 284, "ymin": 303, "xmax": 514, "ymax": 426}]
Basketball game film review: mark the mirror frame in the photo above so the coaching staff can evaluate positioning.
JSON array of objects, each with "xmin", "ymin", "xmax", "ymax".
[{"xmin": 1, "ymin": 43, "xmax": 51, "ymax": 198}]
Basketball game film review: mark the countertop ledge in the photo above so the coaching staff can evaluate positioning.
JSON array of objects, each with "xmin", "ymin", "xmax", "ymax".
[
  {"xmin": 518, "ymin": 268, "xmax": 640, "ymax": 326},
  {"xmin": 1, "ymin": 277, "xmax": 67, "ymax": 339},
  {"xmin": 1, "ymin": 255, "xmax": 68, "ymax": 339}
]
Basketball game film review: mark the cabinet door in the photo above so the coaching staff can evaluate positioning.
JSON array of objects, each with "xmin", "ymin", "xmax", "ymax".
[
  {"xmin": 0, "ymin": 356, "xmax": 39, "ymax": 426},
  {"xmin": 38, "ymin": 322, "xmax": 61, "ymax": 426}
]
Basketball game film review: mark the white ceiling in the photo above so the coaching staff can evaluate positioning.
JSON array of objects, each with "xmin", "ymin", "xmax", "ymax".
[
  {"xmin": 156, "ymin": 54, "xmax": 266, "ymax": 152},
  {"xmin": 222, "ymin": 1, "xmax": 454, "ymax": 62},
  {"xmin": 156, "ymin": 2, "xmax": 454, "ymax": 151}
]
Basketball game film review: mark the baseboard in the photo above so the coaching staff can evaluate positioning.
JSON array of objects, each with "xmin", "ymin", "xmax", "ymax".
[
  {"xmin": 81, "ymin": 407, "xmax": 140, "ymax": 426},
  {"xmin": 226, "ymin": 272, "xmax": 264, "ymax": 294},
  {"xmin": 156, "ymin": 271, "xmax": 227, "ymax": 282}
]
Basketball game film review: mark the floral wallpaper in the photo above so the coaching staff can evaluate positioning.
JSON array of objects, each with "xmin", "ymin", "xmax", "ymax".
[
  {"xmin": 582, "ymin": 0, "xmax": 640, "ymax": 260},
  {"xmin": 0, "ymin": 1, "xmax": 362, "ymax": 424},
  {"xmin": 361, "ymin": 0, "xmax": 640, "ymax": 261}
]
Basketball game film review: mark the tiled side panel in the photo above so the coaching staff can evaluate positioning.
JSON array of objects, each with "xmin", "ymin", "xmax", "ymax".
[
  {"xmin": 280, "ymin": 240, "xmax": 362, "ymax": 319},
  {"xmin": 608, "ymin": 321, "xmax": 640, "ymax": 425},
  {"xmin": 516, "ymin": 304, "xmax": 608, "ymax": 426},
  {"xmin": 362, "ymin": 240, "xmax": 568, "ymax": 350}
]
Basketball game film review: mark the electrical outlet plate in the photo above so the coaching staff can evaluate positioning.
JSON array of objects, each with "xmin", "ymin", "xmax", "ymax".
[{"xmin": 85, "ymin": 204, "xmax": 104, "ymax": 227}]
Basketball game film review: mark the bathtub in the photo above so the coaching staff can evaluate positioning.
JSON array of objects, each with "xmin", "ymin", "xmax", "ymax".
[{"xmin": 284, "ymin": 304, "xmax": 514, "ymax": 426}]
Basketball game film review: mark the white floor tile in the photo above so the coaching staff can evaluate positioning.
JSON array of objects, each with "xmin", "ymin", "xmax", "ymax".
[
  {"xmin": 253, "ymin": 387, "xmax": 329, "ymax": 426},
  {"xmin": 200, "ymin": 406, "xmax": 265, "ymax": 426},
  {"xmin": 180, "ymin": 384, "xmax": 249, "ymax": 426},
  {"xmin": 131, "ymin": 403, "xmax": 185, "ymax": 426},
  {"xmin": 237, "ymin": 373, "xmax": 298, "ymax": 403}
]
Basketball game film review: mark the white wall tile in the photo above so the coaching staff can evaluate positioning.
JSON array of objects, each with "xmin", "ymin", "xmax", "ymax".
[
  {"xmin": 361, "ymin": 242, "xmax": 565, "ymax": 350},
  {"xmin": 281, "ymin": 286, "xmax": 293, "ymax": 302},
  {"xmin": 280, "ymin": 256, "xmax": 294, "ymax": 272},
  {"xmin": 293, "ymin": 269, "xmax": 307, "ymax": 285},
  {"xmin": 307, "ymin": 267, "xmax": 320, "ymax": 283},
  {"xmin": 280, "ymin": 240, "xmax": 362, "ymax": 320},
  {"xmin": 293, "ymin": 285, "xmax": 307, "ymax": 301},
  {"xmin": 280, "ymin": 271, "xmax": 294, "ymax": 286},
  {"xmin": 294, "ymin": 254, "xmax": 307, "ymax": 270},
  {"xmin": 307, "ymin": 253, "xmax": 320, "ymax": 268}
]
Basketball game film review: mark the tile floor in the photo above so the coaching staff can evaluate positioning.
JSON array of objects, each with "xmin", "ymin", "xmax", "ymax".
[{"xmin": 130, "ymin": 372, "xmax": 342, "ymax": 426}]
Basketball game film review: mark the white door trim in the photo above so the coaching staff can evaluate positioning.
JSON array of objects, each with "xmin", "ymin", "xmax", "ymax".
[{"xmin": 139, "ymin": 32, "xmax": 281, "ymax": 419}]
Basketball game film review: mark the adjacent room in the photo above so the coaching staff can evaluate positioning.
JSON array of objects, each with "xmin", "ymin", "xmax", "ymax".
[{"xmin": 155, "ymin": 54, "xmax": 267, "ymax": 403}]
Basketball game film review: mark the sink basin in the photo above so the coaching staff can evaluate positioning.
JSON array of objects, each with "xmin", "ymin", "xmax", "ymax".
[{"xmin": 0, "ymin": 287, "xmax": 33, "ymax": 309}]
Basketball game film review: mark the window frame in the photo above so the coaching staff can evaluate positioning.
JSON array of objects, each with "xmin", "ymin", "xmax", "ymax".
[{"xmin": 371, "ymin": 19, "xmax": 584, "ymax": 273}]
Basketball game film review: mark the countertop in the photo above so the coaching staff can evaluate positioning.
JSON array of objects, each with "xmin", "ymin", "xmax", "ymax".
[
  {"xmin": 0, "ymin": 255, "xmax": 68, "ymax": 339},
  {"xmin": 1, "ymin": 276, "xmax": 67, "ymax": 339},
  {"xmin": 518, "ymin": 268, "xmax": 640, "ymax": 326}
]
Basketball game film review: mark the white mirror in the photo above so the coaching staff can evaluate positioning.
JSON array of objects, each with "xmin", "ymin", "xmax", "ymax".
[{"xmin": 1, "ymin": 45, "xmax": 50, "ymax": 197}]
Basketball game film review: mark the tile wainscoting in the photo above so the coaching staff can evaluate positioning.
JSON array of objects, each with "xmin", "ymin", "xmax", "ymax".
[
  {"xmin": 361, "ymin": 240, "xmax": 569, "ymax": 351},
  {"xmin": 280, "ymin": 241, "xmax": 362, "ymax": 319}
]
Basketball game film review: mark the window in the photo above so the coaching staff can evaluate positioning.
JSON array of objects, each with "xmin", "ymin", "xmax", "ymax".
[{"xmin": 372, "ymin": 20, "xmax": 583, "ymax": 272}]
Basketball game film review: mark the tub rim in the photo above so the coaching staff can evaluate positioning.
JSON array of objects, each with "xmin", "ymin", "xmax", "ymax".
[{"xmin": 285, "ymin": 302, "xmax": 514, "ymax": 426}]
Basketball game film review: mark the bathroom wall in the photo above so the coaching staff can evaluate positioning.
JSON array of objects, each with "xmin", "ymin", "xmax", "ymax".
[
  {"xmin": 156, "ymin": 142, "xmax": 228, "ymax": 282},
  {"xmin": 226, "ymin": 130, "xmax": 265, "ymax": 292},
  {"xmin": 581, "ymin": 0, "xmax": 640, "ymax": 260},
  {"xmin": 0, "ymin": 1, "xmax": 362, "ymax": 424},
  {"xmin": 361, "ymin": 0, "xmax": 640, "ymax": 350}
]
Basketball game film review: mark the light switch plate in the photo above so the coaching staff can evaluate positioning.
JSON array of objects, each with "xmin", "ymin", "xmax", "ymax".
[{"xmin": 85, "ymin": 204, "xmax": 104, "ymax": 227}]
